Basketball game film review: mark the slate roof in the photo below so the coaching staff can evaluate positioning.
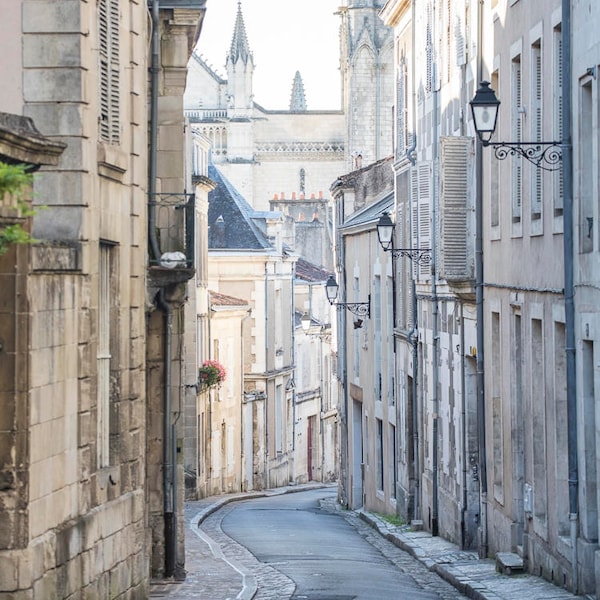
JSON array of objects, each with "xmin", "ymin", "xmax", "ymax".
[
  {"xmin": 208, "ymin": 165, "xmax": 278, "ymax": 251},
  {"xmin": 340, "ymin": 190, "xmax": 394, "ymax": 230}
]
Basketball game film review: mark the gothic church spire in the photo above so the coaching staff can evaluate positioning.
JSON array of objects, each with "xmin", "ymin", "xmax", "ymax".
[
  {"xmin": 289, "ymin": 71, "xmax": 307, "ymax": 112},
  {"xmin": 228, "ymin": 1, "xmax": 252, "ymax": 65}
]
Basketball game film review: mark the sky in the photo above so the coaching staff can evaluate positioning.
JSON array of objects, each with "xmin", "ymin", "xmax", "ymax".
[{"xmin": 197, "ymin": 0, "xmax": 342, "ymax": 111}]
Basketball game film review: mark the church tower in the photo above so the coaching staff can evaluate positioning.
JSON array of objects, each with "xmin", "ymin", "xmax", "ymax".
[
  {"xmin": 226, "ymin": 1, "xmax": 254, "ymax": 117},
  {"xmin": 223, "ymin": 1, "xmax": 254, "ymax": 176},
  {"xmin": 340, "ymin": 0, "xmax": 394, "ymax": 167}
]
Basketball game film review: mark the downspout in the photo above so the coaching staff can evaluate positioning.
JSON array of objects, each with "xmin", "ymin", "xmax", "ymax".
[
  {"xmin": 408, "ymin": 0, "xmax": 420, "ymax": 524},
  {"xmin": 156, "ymin": 290, "xmax": 176, "ymax": 578},
  {"xmin": 431, "ymin": 59, "xmax": 440, "ymax": 536},
  {"xmin": 460, "ymin": 300, "xmax": 468, "ymax": 548},
  {"xmin": 561, "ymin": 0, "xmax": 578, "ymax": 591},
  {"xmin": 149, "ymin": 0, "xmax": 177, "ymax": 578},
  {"xmin": 475, "ymin": 0, "xmax": 488, "ymax": 559},
  {"xmin": 264, "ymin": 262, "xmax": 269, "ymax": 489},
  {"xmin": 149, "ymin": 0, "xmax": 161, "ymax": 261}
]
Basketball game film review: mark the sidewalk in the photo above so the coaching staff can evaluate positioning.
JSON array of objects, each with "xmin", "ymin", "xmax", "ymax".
[{"xmin": 150, "ymin": 483, "xmax": 587, "ymax": 600}]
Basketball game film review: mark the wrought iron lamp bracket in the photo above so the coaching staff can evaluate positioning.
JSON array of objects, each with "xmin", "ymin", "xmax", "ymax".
[
  {"xmin": 332, "ymin": 301, "xmax": 371, "ymax": 318},
  {"xmin": 484, "ymin": 141, "xmax": 563, "ymax": 172},
  {"xmin": 388, "ymin": 248, "xmax": 432, "ymax": 265}
]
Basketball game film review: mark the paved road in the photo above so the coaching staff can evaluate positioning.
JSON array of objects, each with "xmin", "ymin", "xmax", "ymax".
[
  {"xmin": 219, "ymin": 487, "xmax": 468, "ymax": 600},
  {"xmin": 151, "ymin": 482, "xmax": 585, "ymax": 600}
]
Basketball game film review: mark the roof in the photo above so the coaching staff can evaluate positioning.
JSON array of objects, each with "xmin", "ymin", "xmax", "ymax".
[
  {"xmin": 208, "ymin": 165, "xmax": 275, "ymax": 251},
  {"xmin": 295, "ymin": 257, "xmax": 333, "ymax": 283},
  {"xmin": 341, "ymin": 190, "xmax": 394, "ymax": 230},
  {"xmin": 209, "ymin": 290, "xmax": 249, "ymax": 309}
]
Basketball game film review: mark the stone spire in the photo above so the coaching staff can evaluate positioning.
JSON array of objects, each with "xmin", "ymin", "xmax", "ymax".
[
  {"xmin": 226, "ymin": 1, "xmax": 254, "ymax": 115},
  {"xmin": 228, "ymin": 1, "xmax": 252, "ymax": 65},
  {"xmin": 289, "ymin": 71, "xmax": 307, "ymax": 112}
]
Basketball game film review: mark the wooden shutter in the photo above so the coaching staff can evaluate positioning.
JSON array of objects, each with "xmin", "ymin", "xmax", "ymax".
[
  {"xmin": 99, "ymin": 0, "xmax": 120, "ymax": 144},
  {"xmin": 411, "ymin": 162, "xmax": 431, "ymax": 280},
  {"xmin": 440, "ymin": 136, "xmax": 472, "ymax": 281}
]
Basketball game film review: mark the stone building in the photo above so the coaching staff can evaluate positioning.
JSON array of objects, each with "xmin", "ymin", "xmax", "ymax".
[
  {"xmin": 205, "ymin": 165, "xmax": 298, "ymax": 490},
  {"xmin": 183, "ymin": 2, "xmax": 346, "ymax": 215},
  {"xmin": 294, "ymin": 258, "xmax": 338, "ymax": 485},
  {"xmin": 183, "ymin": 0, "xmax": 394, "ymax": 499},
  {"xmin": 330, "ymin": 157, "xmax": 396, "ymax": 514},
  {"xmin": 0, "ymin": 0, "xmax": 206, "ymax": 594},
  {"xmin": 374, "ymin": 0, "xmax": 600, "ymax": 596}
]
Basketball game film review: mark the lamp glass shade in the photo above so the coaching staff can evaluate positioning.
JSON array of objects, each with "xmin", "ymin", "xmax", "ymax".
[
  {"xmin": 470, "ymin": 81, "xmax": 500, "ymax": 143},
  {"xmin": 325, "ymin": 275, "xmax": 338, "ymax": 303},
  {"xmin": 300, "ymin": 312, "xmax": 311, "ymax": 331},
  {"xmin": 377, "ymin": 212, "xmax": 394, "ymax": 251}
]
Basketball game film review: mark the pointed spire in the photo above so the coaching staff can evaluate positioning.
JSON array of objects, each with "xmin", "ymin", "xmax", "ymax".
[
  {"xmin": 289, "ymin": 71, "xmax": 307, "ymax": 112},
  {"xmin": 228, "ymin": 1, "xmax": 252, "ymax": 65}
]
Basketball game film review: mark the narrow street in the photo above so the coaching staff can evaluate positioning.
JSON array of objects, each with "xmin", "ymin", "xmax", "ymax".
[{"xmin": 192, "ymin": 488, "xmax": 468, "ymax": 600}]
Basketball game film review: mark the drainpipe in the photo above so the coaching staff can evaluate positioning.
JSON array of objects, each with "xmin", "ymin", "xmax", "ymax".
[
  {"xmin": 431, "ymin": 61, "xmax": 440, "ymax": 536},
  {"xmin": 408, "ymin": 0, "xmax": 420, "ymax": 525},
  {"xmin": 149, "ymin": 0, "xmax": 177, "ymax": 577},
  {"xmin": 156, "ymin": 289, "xmax": 176, "ymax": 577},
  {"xmin": 475, "ymin": 0, "xmax": 488, "ymax": 559},
  {"xmin": 561, "ymin": 0, "xmax": 578, "ymax": 591},
  {"xmin": 459, "ymin": 301, "xmax": 468, "ymax": 548},
  {"xmin": 149, "ymin": 0, "xmax": 161, "ymax": 261},
  {"xmin": 408, "ymin": 281, "xmax": 419, "ymax": 523}
]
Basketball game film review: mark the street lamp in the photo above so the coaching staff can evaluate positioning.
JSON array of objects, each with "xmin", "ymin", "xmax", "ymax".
[
  {"xmin": 470, "ymin": 80, "xmax": 562, "ymax": 171},
  {"xmin": 376, "ymin": 212, "xmax": 431, "ymax": 265},
  {"xmin": 325, "ymin": 275, "xmax": 370, "ymax": 318},
  {"xmin": 300, "ymin": 312, "xmax": 312, "ymax": 332}
]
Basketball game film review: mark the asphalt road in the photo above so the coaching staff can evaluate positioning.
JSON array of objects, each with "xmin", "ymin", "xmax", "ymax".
[{"xmin": 219, "ymin": 487, "xmax": 467, "ymax": 600}]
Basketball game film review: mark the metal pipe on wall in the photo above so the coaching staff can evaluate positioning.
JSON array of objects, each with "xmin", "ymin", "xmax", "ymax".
[
  {"xmin": 475, "ymin": 0, "xmax": 488, "ymax": 559},
  {"xmin": 561, "ymin": 0, "xmax": 578, "ymax": 591}
]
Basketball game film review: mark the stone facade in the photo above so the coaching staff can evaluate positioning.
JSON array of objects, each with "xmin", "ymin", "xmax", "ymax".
[{"xmin": 0, "ymin": 0, "xmax": 206, "ymax": 595}]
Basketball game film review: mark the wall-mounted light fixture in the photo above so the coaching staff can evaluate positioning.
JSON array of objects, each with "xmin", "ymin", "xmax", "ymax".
[
  {"xmin": 300, "ymin": 312, "xmax": 312, "ymax": 332},
  {"xmin": 376, "ymin": 212, "xmax": 431, "ymax": 264},
  {"xmin": 470, "ymin": 80, "xmax": 562, "ymax": 171},
  {"xmin": 325, "ymin": 275, "xmax": 370, "ymax": 318}
]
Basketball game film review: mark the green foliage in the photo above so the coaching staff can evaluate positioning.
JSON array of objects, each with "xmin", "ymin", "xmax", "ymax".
[
  {"xmin": 376, "ymin": 512, "xmax": 405, "ymax": 527},
  {"xmin": 0, "ymin": 162, "xmax": 36, "ymax": 256}
]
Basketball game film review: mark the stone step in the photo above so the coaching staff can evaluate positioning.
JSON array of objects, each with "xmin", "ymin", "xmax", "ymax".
[{"xmin": 495, "ymin": 552, "xmax": 525, "ymax": 576}]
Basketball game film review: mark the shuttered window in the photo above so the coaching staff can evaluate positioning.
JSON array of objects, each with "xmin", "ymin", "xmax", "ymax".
[
  {"xmin": 99, "ymin": 0, "xmax": 120, "ymax": 144},
  {"xmin": 531, "ymin": 41, "xmax": 543, "ymax": 224},
  {"xmin": 440, "ymin": 136, "xmax": 472, "ymax": 281},
  {"xmin": 511, "ymin": 55, "xmax": 522, "ymax": 225},
  {"xmin": 553, "ymin": 24, "xmax": 564, "ymax": 216},
  {"xmin": 411, "ymin": 162, "xmax": 431, "ymax": 280}
]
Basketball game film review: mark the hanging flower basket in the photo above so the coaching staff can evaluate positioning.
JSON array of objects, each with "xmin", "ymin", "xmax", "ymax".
[{"xmin": 199, "ymin": 360, "xmax": 227, "ymax": 389}]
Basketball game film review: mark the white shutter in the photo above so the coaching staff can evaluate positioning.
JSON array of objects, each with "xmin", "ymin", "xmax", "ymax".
[
  {"xmin": 410, "ymin": 162, "xmax": 431, "ymax": 280},
  {"xmin": 440, "ymin": 136, "xmax": 472, "ymax": 281}
]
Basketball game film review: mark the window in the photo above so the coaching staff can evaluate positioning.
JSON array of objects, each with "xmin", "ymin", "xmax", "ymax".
[
  {"xmin": 390, "ymin": 424, "xmax": 397, "ymax": 498},
  {"xmin": 275, "ymin": 384, "xmax": 284, "ymax": 454},
  {"xmin": 531, "ymin": 318, "xmax": 547, "ymax": 523},
  {"xmin": 511, "ymin": 55, "xmax": 522, "ymax": 226},
  {"xmin": 374, "ymin": 275, "xmax": 382, "ymax": 400},
  {"xmin": 99, "ymin": 0, "xmax": 120, "ymax": 144},
  {"xmin": 491, "ymin": 311, "xmax": 503, "ymax": 502},
  {"xmin": 97, "ymin": 243, "xmax": 114, "ymax": 467},
  {"xmin": 531, "ymin": 41, "xmax": 543, "ymax": 225},
  {"xmin": 553, "ymin": 24, "xmax": 564, "ymax": 218},
  {"xmin": 376, "ymin": 418, "xmax": 384, "ymax": 491}
]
